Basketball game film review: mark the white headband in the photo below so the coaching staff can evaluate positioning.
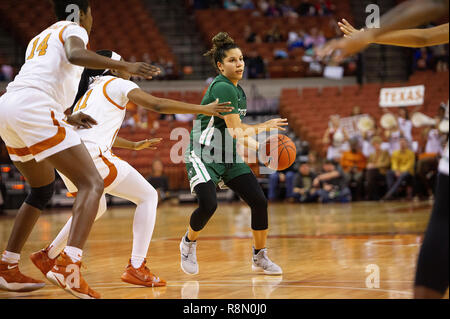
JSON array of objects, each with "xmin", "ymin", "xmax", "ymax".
[{"xmin": 102, "ymin": 52, "xmax": 122, "ymax": 75}]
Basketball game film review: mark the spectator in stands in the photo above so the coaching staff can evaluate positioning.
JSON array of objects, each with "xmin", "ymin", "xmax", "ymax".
[
  {"xmin": 240, "ymin": 0, "xmax": 256, "ymax": 9},
  {"xmin": 292, "ymin": 161, "xmax": 318, "ymax": 203},
  {"xmin": 268, "ymin": 163, "xmax": 297, "ymax": 202},
  {"xmin": 384, "ymin": 119, "xmax": 402, "ymax": 155},
  {"xmin": 365, "ymin": 136, "xmax": 390, "ymax": 201},
  {"xmin": 287, "ymin": 29, "xmax": 306, "ymax": 50},
  {"xmin": 382, "ymin": 137, "xmax": 415, "ymax": 201},
  {"xmin": 413, "ymin": 47, "xmax": 432, "ymax": 71},
  {"xmin": 0, "ymin": 64, "xmax": 14, "ymax": 81},
  {"xmin": 314, "ymin": 0, "xmax": 335, "ymax": 16},
  {"xmin": 397, "ymin": 107, "xmax": 413, "ymax": 142},
  {"xmin": 307, "ymin": 150, "xmax": 322, "ymax": 174},
  {"xmin": 416, "ymin": 113, "xmax": 446, "ymax": 199},
  {"xmin": 303, "ymin": 27, "xmax": 326, "ymax": 49},
  {"xmin": 265, "ymin": 0, "xmax": 282, "ymax": 17},
  {"xmin": 258, "ymin": 0, "xmax": 270, "ymax": 13},
  {"xmin": 122, "ymin": 112, "xmax": 136, "ymax": 128},
  {"xmin": 313, "ymin": 160, "xmax": 352, "ymax": 203},
  {"xmin": 340, "ymin": 137, "xmax": 367, "ymax": 201},
  {"xmin": 431, "ymin": 44, "xmax": 449, "ymax": 72},
  {"xmin": 323, "ymin": 115, "xmax": 349, "ymax": 162},
  {"xmin": 224, "ymin": 0, "xmax": 239, "ymax": 10},
  {"xmin": 147, "ymin": 159, "xmax": 169, "ymax": 202},
  {"xmin": 244, "ymin": 25, "xmax": 262, "ymax": 43},
  {"xmin": 175, "ymin": 113, "xmax": 195, "ymax": 122},
  {"xmin": 296, "ymin": 0, "xmax": 316, "ymax": 16},
  {"xmin": 265, "ymin": 24, "xmax": 284, "ymax": 43},
  {"xmin": 245, "ymin": 51, "xmax": 266, "ymax": 78},
  {"xmin": 279, "ymin": 0, "xmax": 298, "ymax": 17}
]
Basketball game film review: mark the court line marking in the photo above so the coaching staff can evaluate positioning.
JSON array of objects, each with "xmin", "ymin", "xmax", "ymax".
[
  {"xmin": 365, "ymin": 239, "xmax": 421, "ymax": 247},
  {"xmin": 0, "ymin": 283, "xmax": 412, "ymax": 297}
]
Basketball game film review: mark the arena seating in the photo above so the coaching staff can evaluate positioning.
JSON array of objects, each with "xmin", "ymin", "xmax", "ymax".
[
  {"xmin": 279, "ymin": 71, "xmax": 449, "ymax": 156},
  {"xmin": 194, "ymin": 1, "xmax": 353, "ymax": 78},
  {"xmin": 0, "ymin": 0, "xmax": 178, "ymax": 69}
]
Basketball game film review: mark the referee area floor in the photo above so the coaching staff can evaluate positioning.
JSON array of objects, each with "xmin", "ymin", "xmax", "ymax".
[{"xmin": 0, "ymin": 201, "xmax": 448, "ymax": 299}]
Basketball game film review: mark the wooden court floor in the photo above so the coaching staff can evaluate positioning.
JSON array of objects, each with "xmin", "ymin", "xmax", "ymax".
[{"xmin": 0, "ymin": 201, "xmax": 448, "ymax": 299}]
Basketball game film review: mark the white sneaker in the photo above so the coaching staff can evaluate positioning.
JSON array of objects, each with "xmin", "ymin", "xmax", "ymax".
[
  {"xmin": 252, "ymin": 248, "xmax": 282, "ymax": 275},
  {"xmin": 180, "ymin": 232, "xmax": 199, "ymax": 275}
]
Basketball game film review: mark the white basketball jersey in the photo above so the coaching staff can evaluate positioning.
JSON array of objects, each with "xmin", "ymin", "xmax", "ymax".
[
  {"xmin": 6, "ymin": 21, "xmax": 89, "ymax": 112},
  {"xmin": 71, "ymin": 75, "xmax": 139, "ymax": 152}
]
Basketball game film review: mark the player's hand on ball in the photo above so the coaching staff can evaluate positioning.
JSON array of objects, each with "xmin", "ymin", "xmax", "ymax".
[
  {"xmin": 264, "ymin": 118, "xmax": 289, "ymax": 131},
  {"xmin": 134, "ymin": 138, "xmax": 163, "ymax": 151},
  {"xmin": 67, "ymin": 112, "xmax": 98, "ymax": 129}
]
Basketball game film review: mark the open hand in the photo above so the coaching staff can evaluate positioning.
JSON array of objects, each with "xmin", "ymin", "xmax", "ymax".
[
  {"xmin": 126, "ymin": 62, "xmax": 161, "ymax": 80},
  {"xmin": 203, "ymin": 99, "xmax": 234, "ymax": 118},
  {"xmin": 134, "ymin": 138, "xmax": 163, "ymax": 151},
  {"xmin": 264, "ymin": 118, "xmax": 289, "ymax": 131},
  {"xmin": 338, "ymin": 19, "xmax": 364, "ymax": 38},
  {"xmin": 67, "ymin": 112, "xmax": 98, "ymax": 129}
]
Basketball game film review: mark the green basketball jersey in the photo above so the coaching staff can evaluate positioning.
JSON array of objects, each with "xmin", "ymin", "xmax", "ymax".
[{"xmin": 187, "ymin": 74, "xmax": 247, "ymax": 164}]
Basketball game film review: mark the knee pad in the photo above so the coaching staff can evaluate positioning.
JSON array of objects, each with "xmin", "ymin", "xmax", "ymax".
[{"xmin": 25, "ymin": 181, "xmax": 55, "ymax": 210}]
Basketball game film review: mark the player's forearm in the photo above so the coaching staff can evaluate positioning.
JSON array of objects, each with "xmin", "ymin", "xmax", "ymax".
[
  {"xmin": 363, "ymin": 0, "xmax": 449, "ymax": 41},
  {"xmin": 373, "ymin": 24, "xmax": 449, "ymax": 47},
  {"xmin": 113, "ymin": 136, "xmax": 136, "ymax": 150},
  {"xmin": 67, "ymin": 48, "xmax": 130, "ymax": 71},
  {"xmin": 140, "ymin": 97, "xmax": 203, "ymax": 115},
  {"xmin": 236, "ymin": 135, "xmax": 260, "ymax": 151}
]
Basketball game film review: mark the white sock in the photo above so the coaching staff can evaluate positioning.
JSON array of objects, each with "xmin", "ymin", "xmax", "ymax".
[
  {"xmin": 63, "ymin": 246, "xmax": 83, "ymax": 263},
  {"xmin": 2, "ymin": 251, "xmax": 20, "ymax": 264},
  {"xmin": 48, "ymin": 195, "xmax": 108, "ymax": 260},
  {"xmin": 131, "ymin": 256, "xmax": 145, "ymax": 269}
]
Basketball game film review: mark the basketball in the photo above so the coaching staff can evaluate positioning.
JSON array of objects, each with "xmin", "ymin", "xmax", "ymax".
[{"xmin": 264, "ymin": 134, "xmax": 297, "ymax": 171}]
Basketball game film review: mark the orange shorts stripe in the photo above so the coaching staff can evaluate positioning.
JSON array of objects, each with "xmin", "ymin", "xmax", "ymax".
[
  {"xmin": 6, "ymin": 111, "xmax": 66, "ymax": 158},
  {"xmin": 100, "ymin": 153, "xmax": 118, "ymax": 188}
]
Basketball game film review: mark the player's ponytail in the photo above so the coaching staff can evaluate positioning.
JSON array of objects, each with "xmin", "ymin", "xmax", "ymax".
[
  {"xmin": 71, "ymin": 50, "xmax": 113, "ymax": 109},
  {"xmin": 204, "ymin": 32, "xmax": 239, "ymax": 73}
]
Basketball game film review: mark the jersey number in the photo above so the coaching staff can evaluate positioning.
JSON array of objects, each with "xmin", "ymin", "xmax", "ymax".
[
  {"xmin": 27, "ymin": 34, "xmax": 51, "ymax": 60},
  {"xmin": 73, "ymin": 89, "xmax": 93, "ymax": 112}
]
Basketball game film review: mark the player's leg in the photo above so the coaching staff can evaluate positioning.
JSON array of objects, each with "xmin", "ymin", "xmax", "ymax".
[
  {"xmin": 0, "ymin": 159, "xmax": 55, "ymax": 292},
  {"xmin": 414, "ymin": 173, "xmax": 449, "ymax": 298},
  {"xmin": 180, "ymin": 158, "xmax": 220, "ymax": 275},
  {"xmin": 225, "ymin": 171, "xmax": 282, "ymax": 275},
  {"xmin": 30, "ymin": 195, "xmax": 108, "ymax": 276},
  {"xmin": 44, "ymin": 144, "xmax": 103, "ymax": 299},
  {"xmin": 180, "ymin": 181, "xmax": 218, "ymax": 275},
  {"xmin": 107, "ymin": 167, "xmax": 165, "ymax": 287}
]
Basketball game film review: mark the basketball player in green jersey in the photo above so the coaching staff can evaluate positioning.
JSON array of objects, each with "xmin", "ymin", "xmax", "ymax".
[{"xmin": 180, "ymin": 32, "xmax": 288, "ymax": 276}]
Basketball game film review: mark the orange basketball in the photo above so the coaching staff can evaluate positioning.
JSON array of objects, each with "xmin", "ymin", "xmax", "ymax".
[{"xmin": 264, "ymin": 134, "xmax": 297, "ymax": 171}]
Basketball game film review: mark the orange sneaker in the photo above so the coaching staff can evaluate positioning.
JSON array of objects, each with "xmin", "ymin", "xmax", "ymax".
[
  {"xmin": 121, "ymin": 259, "xmax": 166, "ymax": 287},
  {"xmin": 0, "ymin": 260, "xmax": 45, "ymax": 292},
  {"xmin": 46, "ymin": 252, "xmax": 100, "ymax": 299},
  {"xmin": 30, "ymin": 246, "xmax": 55, "ymax": 276}
]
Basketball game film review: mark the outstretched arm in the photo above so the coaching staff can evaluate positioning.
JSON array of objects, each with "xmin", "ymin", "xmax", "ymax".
[
  {"xmin": 339, "ymin": 19, "xmax": 449, "ymax": 48},
  {"xmin": 317, "ymin": 0, "xmax": 449, "ymax": 61},
  {"xmin": 113, "ymin": 136, "xmax": 162, "ymax": 151},
  {"xmin": 127, "ymin": 88, "xmax": 233, "ymax": 117},
  {"xmin": 65, "ymin": 37, "xmax": 160, "ymax": 79}
]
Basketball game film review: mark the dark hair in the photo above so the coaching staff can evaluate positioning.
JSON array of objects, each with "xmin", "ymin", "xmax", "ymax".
[
  {"xmin": 204, "ymin": 32, "xmax": 240, "ymax": 72},
  {"xmin": 51, "ymin": 0, "xmax": 90, "ymax": 21},
  {"xmin": 399, "ymin": 107, "xmax": 409, "ymax": 120},
  {"xmin": 72, "ymin": 50, "xmax": 113, "ymax": 108}
]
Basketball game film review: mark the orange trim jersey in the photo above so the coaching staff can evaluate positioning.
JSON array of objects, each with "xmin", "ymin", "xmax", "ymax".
[
  {"xmin": 6, "ymin": 21, "xmax": 89, "ymax": 112},
  {"xmin": 72, "ymin": 75, "xmax": 139, "ymax": 153}
]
